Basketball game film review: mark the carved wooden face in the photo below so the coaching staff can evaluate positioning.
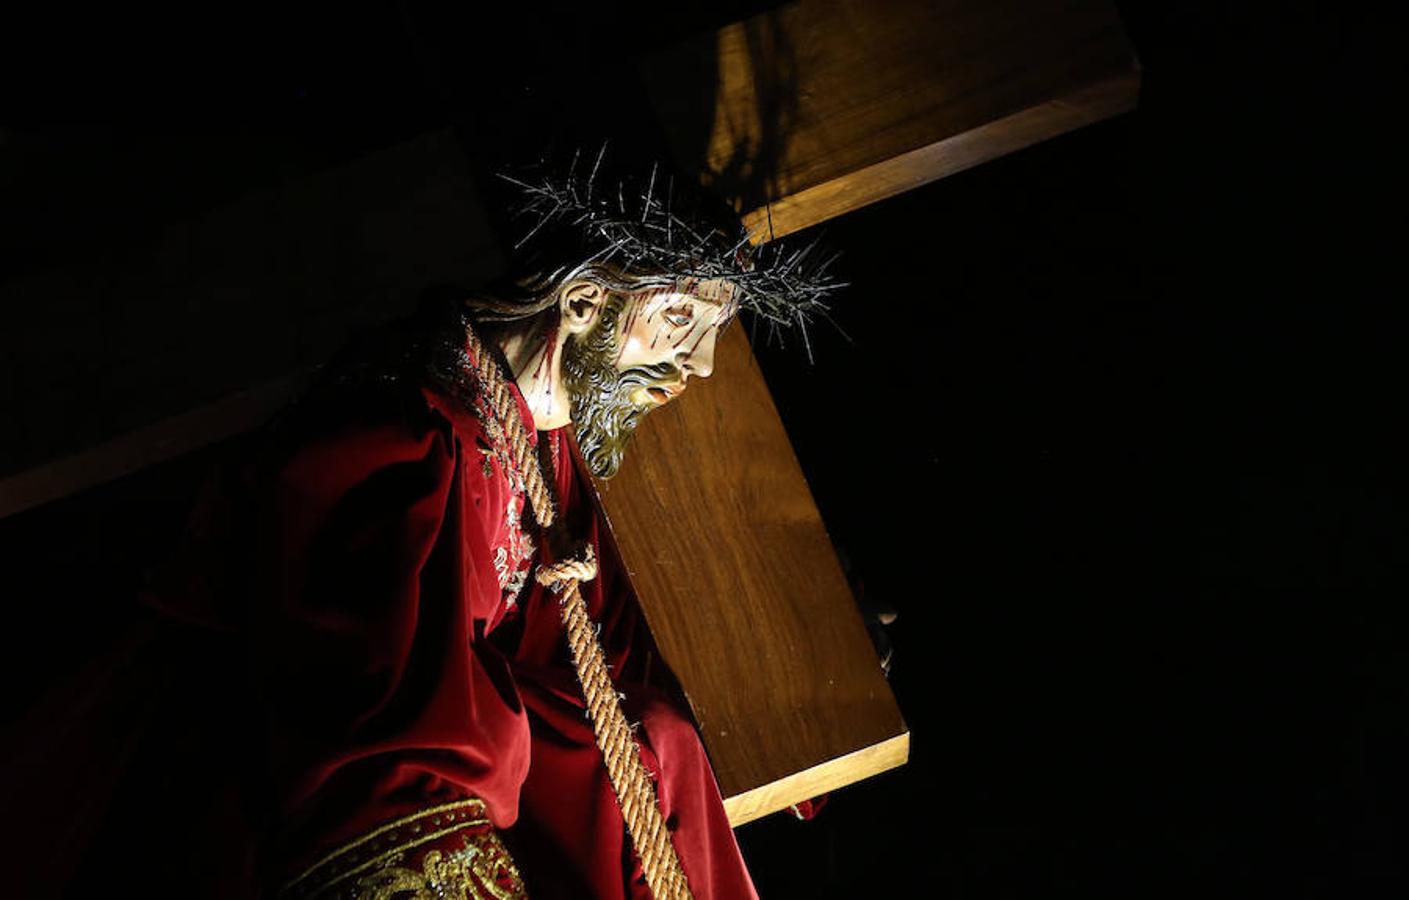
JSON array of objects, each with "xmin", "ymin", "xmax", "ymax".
[
  {"xmin": 562, "ymin": 279, "xmax": 737, "ymax": 478},
  {"xmin": 613, "ymin": 282, "xmax": 736, "ymax": 405}
]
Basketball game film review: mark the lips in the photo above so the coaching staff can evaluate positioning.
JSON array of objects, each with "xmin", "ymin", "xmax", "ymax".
[{"xmin": 644, "ymin": 382, "xmax": 685, "ymax": 405}]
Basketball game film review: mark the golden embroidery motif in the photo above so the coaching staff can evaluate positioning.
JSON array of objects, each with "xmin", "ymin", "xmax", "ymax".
[
  {"xmin": 498, "ymin": 492, "xmax": 534, "ymax": 606},
  {"xmin": 279, "ymin": 798, "xmax": 526, "ymax": 900},
  {"xmin": 351, "ymin": 837, "xmax": 526, "ymax": 900}
]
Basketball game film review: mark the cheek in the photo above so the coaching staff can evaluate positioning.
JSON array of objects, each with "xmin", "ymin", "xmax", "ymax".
[{"xmin": 616, "ymin": 318, "xmax": 675, "ymax": 368}]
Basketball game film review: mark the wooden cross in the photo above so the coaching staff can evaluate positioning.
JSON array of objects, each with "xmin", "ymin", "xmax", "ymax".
[{"xmin": 604, "ymin": 0, "xmax": 1139, "ymax": 824}]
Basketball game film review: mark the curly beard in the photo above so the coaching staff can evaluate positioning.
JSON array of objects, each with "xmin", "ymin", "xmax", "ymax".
[{"xmin": 561, "ymin": 298, "xmax": 680, "ymax": 478}]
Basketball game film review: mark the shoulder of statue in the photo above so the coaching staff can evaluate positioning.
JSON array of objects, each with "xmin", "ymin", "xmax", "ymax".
[
  {"xmin": 253, "ymin": 293, "xmax": 473, "ymax": 461},
  {"xmin": 421, "ymin": 309, "xmax": 509, "ymax": 438},
  {"xmin": 356, "ymin": 290, "xmax": 561, "ymax": 529}
]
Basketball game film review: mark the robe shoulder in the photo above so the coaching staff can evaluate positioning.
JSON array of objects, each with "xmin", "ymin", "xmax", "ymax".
[
  {"xmin": 259, "ymin": 373, "xmax": 475, "ymax": 472},
  {"xmin": 242, "ymin": 371, "xmax": 539, "ymax": 871},
  {"xmin": 141, "ymin": 374, "xmax": 490, "ymax": 635}
]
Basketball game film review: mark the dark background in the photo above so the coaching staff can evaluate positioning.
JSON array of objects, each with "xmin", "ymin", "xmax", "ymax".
[{"xmin": 2, "ymin": 2, "xmax": 1401, "ymax": 896}]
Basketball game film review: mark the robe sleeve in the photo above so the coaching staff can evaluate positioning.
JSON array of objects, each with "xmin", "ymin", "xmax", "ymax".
[{"xmin": 250, "ymin": 382, "xmax": 532, "ymax": 879}]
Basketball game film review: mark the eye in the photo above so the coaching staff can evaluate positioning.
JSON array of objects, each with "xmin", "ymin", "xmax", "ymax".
[{"xmin": 663, "ymin": 306, "xmax": 694, "ymax": 328}]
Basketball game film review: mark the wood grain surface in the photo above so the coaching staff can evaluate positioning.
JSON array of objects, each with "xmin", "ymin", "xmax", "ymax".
[
  {"xmin": 0, "ymin": 131, "xmax": 500, "ymax": 517},
  {"xmin": 0, "ymin": 371, "xmax": 310, "ymax": 520},
  {"xmin": 645, "ymin": 0, "xmax": 1139, "ymax": 241},
  {"xmin": 592, "ymin": 327, "xmax": 909, "ymax": 823}
]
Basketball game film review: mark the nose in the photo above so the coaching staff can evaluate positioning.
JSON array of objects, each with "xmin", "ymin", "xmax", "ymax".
[{"xmin": 678, "ymin": 328, "xmax": 717, "ymax": 380}]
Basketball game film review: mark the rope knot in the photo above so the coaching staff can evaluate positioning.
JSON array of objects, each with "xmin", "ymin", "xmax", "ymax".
[{"xmin": 534, "ymin": 543, "xmax": 598, "ymax": 591}]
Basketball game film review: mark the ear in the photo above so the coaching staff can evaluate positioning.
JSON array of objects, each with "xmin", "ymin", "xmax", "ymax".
[{"xmin": 558, "ymin": 279, "xmax": 608, "ymax": 335}]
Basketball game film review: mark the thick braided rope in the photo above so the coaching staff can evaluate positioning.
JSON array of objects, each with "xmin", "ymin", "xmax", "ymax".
[
  {"xmin": 462, "ymin": 323, "xmax": 693, "ymax": 900},
  {"xmin": 536, "ymin": 555, "xmax": 691, "ymax": 899},
  {"xmin": 462, "ymin": 326, "xmax": 558, "ymax": 529}
]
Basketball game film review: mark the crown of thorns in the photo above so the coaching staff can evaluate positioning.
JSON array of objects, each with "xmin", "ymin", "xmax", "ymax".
[{"xmin": 499, "ymin": 149, "xmax": 845, "ymax": 358}]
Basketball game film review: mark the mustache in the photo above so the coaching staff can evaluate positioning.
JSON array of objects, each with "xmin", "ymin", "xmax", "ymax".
[{"xmin": 617, "ymin": 361, "xmax": 680, "ymax": 387}]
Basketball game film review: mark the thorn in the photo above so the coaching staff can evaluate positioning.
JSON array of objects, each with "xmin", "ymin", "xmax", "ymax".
[
  {"xmin": 587, "ymin": 142, "xmax": 607, "ymax": 204},
  {"xmin": 642, "ymin": 162, "xmax": 658, "ymax": 224},
  {"xmin": 817, "ymin": 308, "xmax": 854, "ymax": 344},
  {"xmin": 513, "ymin": 201, "xmax": 560, "ymax": 249},
  {"xmin": 797, "ymin": 307, "xmax": 814, "ymax": 363}
]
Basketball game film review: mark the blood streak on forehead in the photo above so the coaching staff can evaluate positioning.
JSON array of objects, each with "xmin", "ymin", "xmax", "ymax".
[
  {"xmin": 637, "ymin": 279, "xmax": 737, "ymax": 317},
  {"xmin": 613, "ymin": 281, "xmax": 737, "ymax": 366}
]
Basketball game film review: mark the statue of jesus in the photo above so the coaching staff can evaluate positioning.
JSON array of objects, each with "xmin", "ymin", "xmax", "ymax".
[{"xmin": 5, "ymin": 157, "xmax": 838, "ymax": 899}]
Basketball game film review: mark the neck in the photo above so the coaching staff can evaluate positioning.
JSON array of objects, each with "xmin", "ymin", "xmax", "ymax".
[{"xmin": 488, "ymin": 313, "xmax": 572, "ymax": 430}]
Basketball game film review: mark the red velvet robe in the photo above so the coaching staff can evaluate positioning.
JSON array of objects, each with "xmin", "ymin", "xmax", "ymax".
[
  {"xmin": 252, "ymin": 362, "xmax": 757, "ymax": 898},
  {"xmin": 0, "ymin": 341, "xmax": 756, "ymax": 898}
]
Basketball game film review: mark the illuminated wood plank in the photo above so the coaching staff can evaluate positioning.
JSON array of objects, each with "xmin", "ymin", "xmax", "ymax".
[
  {"xmin": 646, "ymin": 0, "xmax": 1139, "ymax": 241},
  {"xmin": 593, "ymin": 327, "xmax": 909, "ymax": 825}
]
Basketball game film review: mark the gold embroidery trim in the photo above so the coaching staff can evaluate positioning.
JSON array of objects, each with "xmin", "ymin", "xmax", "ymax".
[
  {"xmin": 351, "ymin": 832, "xmax": 527, "ymax": 900},
  {"xmin": 280, "ymin": 798, "xmax": 492, "ymax": 898}
]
